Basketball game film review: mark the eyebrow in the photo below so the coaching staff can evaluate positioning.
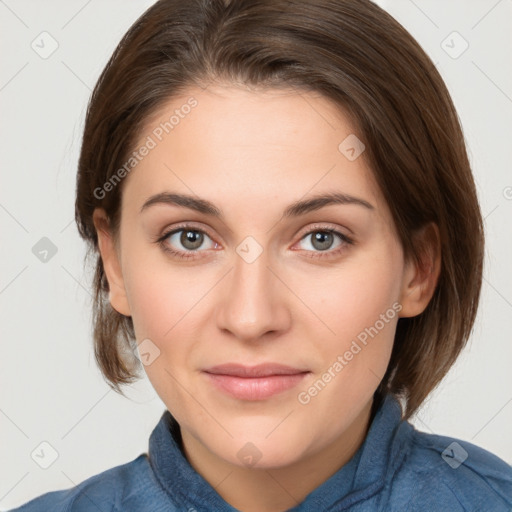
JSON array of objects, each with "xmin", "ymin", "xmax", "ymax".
[{"xmin": 139, "ymin": 191, "xmax": 374, "ymax": 218}]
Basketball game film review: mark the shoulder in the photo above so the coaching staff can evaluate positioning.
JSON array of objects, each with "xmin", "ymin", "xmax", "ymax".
[
  {"xmin": 387, "ymin": 426, "xmax": 512, "ymax": 511},
  {"xmin": 8, "ymin": 454, "xmax": 172, "ymax": 512}
]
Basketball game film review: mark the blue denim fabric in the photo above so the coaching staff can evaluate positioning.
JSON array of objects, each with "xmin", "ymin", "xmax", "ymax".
[{"xmin": 9, "ymin": 394, "xmax": 512, "ymax": 511}]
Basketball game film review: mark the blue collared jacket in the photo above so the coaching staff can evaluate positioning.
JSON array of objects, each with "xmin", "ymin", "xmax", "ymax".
[{"xmin": 9, "ymin": 394, "xmax": 512, "ymax": 511}]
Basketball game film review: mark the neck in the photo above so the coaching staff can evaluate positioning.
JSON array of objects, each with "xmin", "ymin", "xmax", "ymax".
[{"xmin": 179, "ymin": 398, "xmax": 375, "ymax": 512}]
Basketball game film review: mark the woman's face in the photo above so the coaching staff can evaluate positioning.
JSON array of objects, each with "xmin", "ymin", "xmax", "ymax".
[{"xmin": 96, "ymin": 84, "xmax": 419, "ymax": 470}]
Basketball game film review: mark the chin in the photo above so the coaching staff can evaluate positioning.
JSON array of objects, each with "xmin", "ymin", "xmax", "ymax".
[{"xmin": 209, "ymin": 428, "xmax": 310, "ymax": 470}]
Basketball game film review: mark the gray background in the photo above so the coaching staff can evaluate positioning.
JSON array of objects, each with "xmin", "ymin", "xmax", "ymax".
[{"xmin": 1, "ymin": 0, "xmax": 511, "ymax": 508}]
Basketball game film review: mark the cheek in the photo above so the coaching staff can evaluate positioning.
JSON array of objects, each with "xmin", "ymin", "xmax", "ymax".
[
  {"xmin": 292, "ymin": 242, "xmax": 403, "ymax": 367},
  {"xmin": 122, "ymin": 260, "xmax": 203, "ymax": 413},
  {"xmin": 123, "ymin": 269, "xmax": 171, "ymax": 341},
  {"xmin": 122, "ymin": 252, "xmax": 218, "ymax": 393},
  {"xmin": 291, "ymin": 251, "xmax": 402, "ymax": 420},
  {"xmin": 310, "ymin": 253, "xmax": 400, "ymax": 326},
  {"xmin": 125, "ymin": 268, "xmax": 199, "ymax": 343},
  {"xmin": 120, "ymin": 229, "xmax": 205, "ymax": 340}
]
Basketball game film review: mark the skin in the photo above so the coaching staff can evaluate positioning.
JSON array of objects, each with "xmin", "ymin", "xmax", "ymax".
[{"xmin": 93, "ymin": 83, "xmax": 440, "ymax": 512}]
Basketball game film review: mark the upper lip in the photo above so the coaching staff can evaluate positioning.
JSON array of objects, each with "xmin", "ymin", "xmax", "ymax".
[{"xmin": 204, "ymin": 363, "xmax": 310, "ymax": 378}]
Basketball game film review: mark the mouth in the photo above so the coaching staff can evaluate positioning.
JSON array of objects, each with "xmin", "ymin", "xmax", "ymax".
[{"xmin": 202, "ymin": 363, "xmax": 311, "ymax": 401}]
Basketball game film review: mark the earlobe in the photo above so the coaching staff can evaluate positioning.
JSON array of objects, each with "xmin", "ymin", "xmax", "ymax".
[
  {"xmin": 92, "ymin": 208, "xmax": 131, "ymax": 317},
  {"xmin": 399, "ymin": 223, "xmax": 441, "ymax": 318}
]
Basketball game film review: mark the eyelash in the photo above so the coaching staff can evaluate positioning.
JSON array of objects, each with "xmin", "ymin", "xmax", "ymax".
[{"xmin": 154, "ymin": 223, "xmax": 354, "ymax": 261}]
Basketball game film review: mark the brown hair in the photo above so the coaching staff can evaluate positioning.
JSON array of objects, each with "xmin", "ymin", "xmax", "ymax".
[{"xmin": 75, "ymin": 0, "xmax": 484, "ymax": 420}]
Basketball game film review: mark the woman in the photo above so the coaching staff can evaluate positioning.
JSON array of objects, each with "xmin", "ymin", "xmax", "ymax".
[{"xmin": 12, "ymin": 0, "xmax": 512, "ymax": 510}]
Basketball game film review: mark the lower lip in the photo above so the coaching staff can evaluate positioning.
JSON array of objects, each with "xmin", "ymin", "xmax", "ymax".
[{"xmin": 203, "ymin": 372, "xmax": 310, "ymax": 400}]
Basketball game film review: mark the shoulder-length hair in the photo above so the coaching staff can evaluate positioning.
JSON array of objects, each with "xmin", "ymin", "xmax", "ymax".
[{"xmin": 75, "ymin": 0, "xmax": 484, "ymax": 420}]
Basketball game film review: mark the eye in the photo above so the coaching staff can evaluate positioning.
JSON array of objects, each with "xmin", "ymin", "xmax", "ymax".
[
  {"xmin": 295, "ymin": 226, "xmax": 354, "ymax": 259},
  {"xmin": 156, "ymin": 225, "xmax": 219, "ymax": 259}
]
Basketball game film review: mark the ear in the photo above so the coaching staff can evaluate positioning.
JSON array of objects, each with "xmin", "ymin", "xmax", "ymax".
[
  {"xmin": 399, "ymin": 222, "xmax": 441, "ymax": 318},
  {"xmin": 92, "ymin": 208, "xmax": 131, "ymax": 317}
]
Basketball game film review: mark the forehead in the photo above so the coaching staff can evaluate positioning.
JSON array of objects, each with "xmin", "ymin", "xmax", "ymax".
[{"xmin": 122, "ymin": 84, "xmax": 383, "ymax": 215}]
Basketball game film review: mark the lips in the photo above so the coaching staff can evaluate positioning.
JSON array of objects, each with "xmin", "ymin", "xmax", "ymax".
[{"xmin": 203, "ymin": 363, "xmax": 311, "ymax": 400}]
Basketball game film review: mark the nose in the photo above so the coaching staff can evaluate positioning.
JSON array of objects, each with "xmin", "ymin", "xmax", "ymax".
[{"xmin": 215, "ymin": 248, "xmax": 292, "ymax": 343}]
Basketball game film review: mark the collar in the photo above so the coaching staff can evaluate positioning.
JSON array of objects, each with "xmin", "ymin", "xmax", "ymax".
[{"xmin": 148, "ymin": 393, "xmax": 412, "ymax": 511}]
